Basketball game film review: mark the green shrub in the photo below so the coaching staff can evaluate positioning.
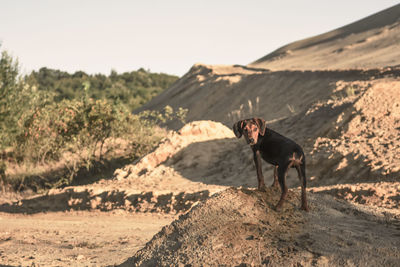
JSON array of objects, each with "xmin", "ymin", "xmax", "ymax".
[
  {"xmin": 0, "ymin": 50, "xmax": 51, "ymax": 151},
  {"xmin": 0, "ymin": 47, "xmax": 186, "ymax": 191},
  {"xmin": 13, "ymin": 96, "xmax": 186, "ymax": 188},
  {"xmin": 17, "ymin": 98, "xmax": 123, "ymax": 162}
]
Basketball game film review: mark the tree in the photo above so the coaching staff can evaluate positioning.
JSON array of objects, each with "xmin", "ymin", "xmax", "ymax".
[
  {"xmin": 0, "ymin": 49, "xmax": 23, "ymax": 148},
  {"xmin": 0, "ymin": 48, "xmax": 49, "ymax": 149}
]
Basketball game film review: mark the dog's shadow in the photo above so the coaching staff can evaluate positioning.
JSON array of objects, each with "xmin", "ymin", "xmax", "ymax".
[{"xmin": 164, "ymin": 138, "xmax": 301, "ymax": 188}]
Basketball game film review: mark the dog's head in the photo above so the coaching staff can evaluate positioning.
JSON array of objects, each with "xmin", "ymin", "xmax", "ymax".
[{"xmin": 232, "ymin": 117, "xmax": 266, "ymax": 145}]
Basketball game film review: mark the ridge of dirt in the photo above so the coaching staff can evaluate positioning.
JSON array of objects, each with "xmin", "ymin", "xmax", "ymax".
[
  {"xmin": 121, "ymin": 187, "xmax": 400, "ymax": 267},
  {"xmin": 310, "ymin": 181, "xmax": 400, "ymax": 209},
  {"xmin": 0, "ymin": 121, "xmax": 233, "ymax": 215},
  {"xmin": 0, "ymin": 187, "xmax": 213, "ymax": 214},
  {"xmin": 137, "ymin": 63, "xmax": 400, "ymax": 130}
]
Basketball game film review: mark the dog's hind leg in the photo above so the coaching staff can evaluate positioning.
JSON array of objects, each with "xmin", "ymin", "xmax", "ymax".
[
  {"xmin": 271, "ymin": 165, "xmax": 279, "ymax": 187},
  {"xmin": 275, "ymin": 162, "xmax": 292, "ymax": 211},
  {"xmin": 295, "ymin": 163, "xmax": 309, "ymax": 212}
]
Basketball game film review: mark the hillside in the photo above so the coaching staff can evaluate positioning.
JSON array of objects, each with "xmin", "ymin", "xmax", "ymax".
[
  {"xmin": 137, "ymin": 64, "xmax": 400, "ymax": 129},
  {"xmin": 250, "ymin": 4, "xmax": 400, "ymax": 70}
]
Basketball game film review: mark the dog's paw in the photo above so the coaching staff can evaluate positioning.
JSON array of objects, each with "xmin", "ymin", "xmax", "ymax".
[
  {"xmin": 300, "ymin": 205, "xmax": 310, "ymax": 212},
  {"xmin": 271, "ymin": 181, "xmax": 279, "ymax": 188},
  {"xmin": 274, "ymin": 205, "xmax": 282, "ymax": 212},
  {"xmin": 258, "ymin": 185, "xmax": 267, "ymax": 192}
]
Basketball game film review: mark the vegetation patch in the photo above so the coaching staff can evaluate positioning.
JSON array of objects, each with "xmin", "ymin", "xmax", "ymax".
[{"xmin": 0, "ymin": 47, "xmax": 185, "ymax": 192}]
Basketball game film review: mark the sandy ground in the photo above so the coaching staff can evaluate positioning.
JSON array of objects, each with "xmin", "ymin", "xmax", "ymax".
[
  {"xmin": 1, "ymin": 7, "xmax": 400, "ymax": 266},
  {"xmin": 0, "ymin": 210, "xmax": 174, "ymax": 266},
  {"xmin": 1, "ymin": 121, "xmax": 399, "ymax": 266}
]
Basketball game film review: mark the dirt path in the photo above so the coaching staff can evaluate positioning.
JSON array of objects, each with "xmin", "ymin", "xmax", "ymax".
[{"xmin": 0, "ymin": 211, "xmax": 174, "ymax": 266}]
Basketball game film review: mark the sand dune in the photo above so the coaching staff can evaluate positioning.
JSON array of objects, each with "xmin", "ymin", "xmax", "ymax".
[
  {"xmin": 138, "ymin": 64, "xmax": 400, "ymax": 129},
  {"xmin": 250, "ymin": 4, "xmax": 400, "ymax": 70}
]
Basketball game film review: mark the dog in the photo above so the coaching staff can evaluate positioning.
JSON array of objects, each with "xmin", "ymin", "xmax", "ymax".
[{"xmin": 233, "ymin": 117, "xmax": 309, "ymax": 211}]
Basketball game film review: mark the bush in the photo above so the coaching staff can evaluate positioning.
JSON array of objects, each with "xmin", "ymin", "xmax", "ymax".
[
  {"xmin": 17, "ymin": 98, "xmax": 123, "ymax": 162},
  {"xmin": 0, "ymin": 50, "xmax": 51, "ymax": 151},
  {"xmin": 0, "ymin": 47, "xmax": 186, "ymax": 191},
  {"xmin": 13, "ymin": 96, "xmax": 186, "ymax": 187}
]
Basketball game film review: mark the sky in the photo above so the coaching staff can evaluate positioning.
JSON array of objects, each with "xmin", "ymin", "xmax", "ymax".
[{"xmin": 1, "ymin": 1, "xmax": 399, "ymax": 77}]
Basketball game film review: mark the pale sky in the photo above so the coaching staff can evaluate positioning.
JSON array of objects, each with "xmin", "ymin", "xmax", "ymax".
[{"xmin": 1, "ymin": 0, "xmax": 399, "ymax": 76}]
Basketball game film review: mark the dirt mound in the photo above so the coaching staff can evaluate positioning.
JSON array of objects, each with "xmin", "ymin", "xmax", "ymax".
[
  {"xmin": 250, "ymin": 4, "xmax": 400, "ymax": 70},
  {"xmin": 305, "ymin": 78, "xmax": 400, "ymax": 184},
  {"xmin": 121, "ymin": 187, "xmax": 306, "ymax": 266},
  {"xmin": 121, "ymin": 187, "xmax": 400, "ymax": 266},
  {"xmin": 114, "ymin": 120, "xmax": 235, "ymax": 180}
]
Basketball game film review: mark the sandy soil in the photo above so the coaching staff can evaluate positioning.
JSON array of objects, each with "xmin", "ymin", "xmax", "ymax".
[
  {"xmin": 1, "ymin": 121, "xmax": 399, "ymax": 266},
  {"xmin": 0, "ymin": 211, "xmax": 174, "ymax": 266},
  {"xmin": 1, "ymin": 6, "xmax": 400, "ymax": 267}
]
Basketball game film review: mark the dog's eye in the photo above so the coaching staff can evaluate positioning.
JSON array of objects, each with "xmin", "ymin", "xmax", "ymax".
[{"xmin": 253, "ymin": 129, "xmax": 257, "ymax": 132}]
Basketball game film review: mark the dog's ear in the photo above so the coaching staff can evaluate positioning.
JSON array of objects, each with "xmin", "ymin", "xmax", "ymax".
[
  {"xmin": 232, "ymin": 120, "xmax": 244, "ymax": 138},
  {"xmin": 253, "ymin": 117, "xmax": 267, "ymax": 136}
]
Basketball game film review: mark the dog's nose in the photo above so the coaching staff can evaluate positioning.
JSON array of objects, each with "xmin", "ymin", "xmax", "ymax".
[{"xmin": 249, "ymin": 138, "xmax": 254, "ymax": 143}]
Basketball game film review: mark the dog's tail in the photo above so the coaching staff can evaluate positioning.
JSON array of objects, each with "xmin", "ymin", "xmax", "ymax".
[
  {"xmin": 290, "ymin": 152, "xmax": 304, "ymax": 166},
  {"xmin": 291, "ymin": 151, "xmax": 306, "ymax": 186}
]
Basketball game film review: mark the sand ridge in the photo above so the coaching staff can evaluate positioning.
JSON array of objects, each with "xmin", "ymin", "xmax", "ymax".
[{"xmin": 250, "ymin": 4, "xmax": 400, "ymax": 70}]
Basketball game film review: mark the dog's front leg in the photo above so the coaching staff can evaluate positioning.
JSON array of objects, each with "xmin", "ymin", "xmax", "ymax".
[{"xmin": 253, "ymin": 148, "xmax": 266, "ymax": 191}]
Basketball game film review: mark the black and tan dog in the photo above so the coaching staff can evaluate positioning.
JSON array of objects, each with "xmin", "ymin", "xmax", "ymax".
[{"xmin": 233, "ymin": 117, "xmax": 309, "ymax": 211}]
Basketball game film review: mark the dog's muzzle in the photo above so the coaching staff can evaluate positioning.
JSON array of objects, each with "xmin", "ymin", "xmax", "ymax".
[{"xmin": 246, "ymin": 137, "xmax": 256, "ymax": 145}]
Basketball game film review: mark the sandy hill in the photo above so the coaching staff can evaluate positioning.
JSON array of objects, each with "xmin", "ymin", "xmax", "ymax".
[
  {"xmin": 136, "ymin": 64, "xmax": 400, "ymax": 185},
  {"xmin": 250, "ymin": 4, "xmax": 400, "ymax": 70},
  {"xmin": 137, "ymin": 4, "xmax": 400, "ymax": 128}
]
